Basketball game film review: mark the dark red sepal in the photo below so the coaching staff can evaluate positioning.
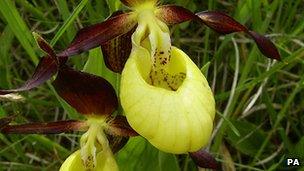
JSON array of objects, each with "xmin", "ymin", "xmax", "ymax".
[
  {"xmin": 196, "ymin": 11, "xmax": 247, "ymax": 34},
  {"xmin": 57, "ymin": 12, "xmax": 137, "ymax": 57},
  {"xmin": 101, "ymin": 26, "xmax": 135, "ymax": 73},
  {"xmin": 0, "ymin": 116, "xmax": 15, "ymax": 130},
  {"xmin": 53, "ymin": 66, "xmax": 118, "ymax": 116},
  {"xmin": 155, "ymin": 5, "xmax": 196, "ymax": 25},
  {"xmin": 196, "ymin": 11, "xmax": 280, "ymax": 60},
  {"xmin": 155, "ymin": 5, "xmax": 280, "ymax": 60},
  {"xmin": 1, "ymin": 120, "xmax": 87, "ymax": 134},
  {"xmin": 33, "ymin": 32, "xmax": 58, "ymax": 63},
  {"xmin": 189, "ymin": 149, "xmax": 219, "ymax": 170},
  {"xmin": 0, "ymin": 55, "xmax": 58, "ymax": 95},
  {"xmin": 106, "ymin": 115, "xmax": 138, "ymax": 137},
  {"xmin": 0, "ymin": 34, "xmax": 65, "ymax": 95},
  {"xmin": 98, "ymin": 11, "xmax": 135, "ymax": 73},
  {"xmin": 248, "ymin": 31, "xmax": 281, "ymax": 60}
]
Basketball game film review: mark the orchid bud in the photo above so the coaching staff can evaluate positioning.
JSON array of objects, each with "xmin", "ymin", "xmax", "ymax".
[{"xmin": 120, "ymin": 3, "xmax": 215, "ymax": 154}]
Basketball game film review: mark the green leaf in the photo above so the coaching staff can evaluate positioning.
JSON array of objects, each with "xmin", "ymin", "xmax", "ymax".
[
  {"xmin": 200, "ymin": 62, "xmax": 210, "ymax": 76},
  {"xmin": 291, "ymin": 137, "xmax": 304, "ymax": 161},
  {"xmin": 83, "ymin": 48, "xmax": 104, "ymax": 76},
  {"xmin": 106, "ymin": 0, "xmax": 121, "ymax": 13},
  {"xmin": 50, "ymin": 0, "xmax": 89, "ymax": 46},
  {"xmin": 226, "ymin": 120, "xmax": 274, "ymax": 157},
  {"xmin": 55, "ymin": 0, "xmax": 77, "ymax": 41},
  {"xmin": 0, "ymin": 107, "xmax": 6, "ymax": 117},
  {"xmin": 116, "ymin": 137, "xmax": 180, "ymax": 171},
  {"xmin": 28, "ymin": 135, "xmax": 70, "ymax": 158},
  {"xmin": 0, "ymin": 26, "xmax": 14, "ymax": 88},
  {"xmin": 158, "ymin": 151, "xmax": 180, "ymax": 171},
  {"xmin": 83, "ymin": 48, "xmax": 120, "ymax": 92},
  {"xmin": 217, "ymin": 112, "xmax": 240, "ymax": 137},
  {"xmin": 0, "ymin": 0, "xmax": 38, "ymax": 64}
]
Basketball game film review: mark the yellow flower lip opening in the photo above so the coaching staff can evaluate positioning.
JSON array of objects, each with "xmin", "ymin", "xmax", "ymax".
[
  {"xmin": 121, "ymin": 46, "xmax": 215, "ymax": 154},
  {"xmin": 136, "ymin": 44, "xmax": 187, "ymax": 92}
]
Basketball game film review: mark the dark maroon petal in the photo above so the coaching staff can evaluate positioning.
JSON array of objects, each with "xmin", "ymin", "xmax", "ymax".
[
  {"xmin": 53, "ymin": 66, "xmax": 118, "ymax": 116},
  {"xmin": 248, "ymin": 31, "xmax": 281, "ymax": 60},
  {"xmin": 156, "ymin": 6, "xmax": 280, "ymax": 60},
  {"xmin": 0, "ymin": 55, "xmax": 58, "ymax": 95},
  {"xmin": 106, "ymin": 115, "xmax": 138, "ymax": 137},
  {"xmin": 196, "ymin": 11, "xmax": 280, "ymax": 60},
  {"xmin": 33, "ymin": 32, "xmax": 58, "ymax": 63},
  {"xmin": 101, "ymin": 26, "xmax": 135, "ymax": 73},
  {"xmin": 1, "ymin": 120, "xmax": 87, "ymax": 134},
  {"xmin": 0, "ymin": 34, "xmax": 67, "ymax": 95},
  {"xmin": 57, "ymin": 12, "xmax": 137, "ymax": 57},
  {"xmin": 155, "ymin": 5, "xmax": 197, "ymax": 25},
  {"xmin": 0, "ymin": 116, "xmax": 15, "ymax": 130},
  {"xmin": 189, "ymin": 149, "xmax": 219, "ymax": 170},
  {"xmin": 99, "ymin": 11, "xmax": 135, "ymax": 73},
  {"xmin": 196, "ymin": 11, "xmax": 247, "ymax": 34}
]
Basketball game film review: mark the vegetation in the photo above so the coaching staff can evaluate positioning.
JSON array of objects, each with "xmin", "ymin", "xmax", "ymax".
[{"xmin": 0, "ymin": 0, "xmax": 303, "ymax": 170}]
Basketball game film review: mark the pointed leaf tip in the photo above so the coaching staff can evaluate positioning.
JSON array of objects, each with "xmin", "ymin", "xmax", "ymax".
[
  {"xmin": 248, "ymin": 31, "xmax": 281, "ymax": 60},
  {"xmin": 53, "ymin": 66, "xmax": 118, "ymax": 116},
  {"xmin": 1, "ymin": 120, "xmax": 88, "ymax": 134},
  {"xmin": 190, "ymin": 149, "xmax": 219, "ymax": 170},
  {"xmin": 58, "ymin": 12, "xmax": 137, "ymax": 57}
]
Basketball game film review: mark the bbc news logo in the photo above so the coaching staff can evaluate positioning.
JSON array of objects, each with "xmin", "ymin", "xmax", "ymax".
[{"xmin": 286, "ymin": 158, "xmax": 300, "ymax": 166}]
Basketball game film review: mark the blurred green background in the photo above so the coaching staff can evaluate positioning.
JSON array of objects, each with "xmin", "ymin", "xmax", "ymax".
[{"xmin": 0, "ymin": 0, "xmax": 303, "ymax": 170}]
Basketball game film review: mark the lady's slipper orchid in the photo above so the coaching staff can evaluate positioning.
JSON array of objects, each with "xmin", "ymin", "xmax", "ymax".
[
  {"xmin": 56, "ymin": 1, "xmax": 280, "ymax": 155},
  {"xmin": 0, "ymin": 0, "xmax": 281, "ymax": 169},
  {"xmin": 119, "ymin": 1, "xmax": 214, "ymax": 154},
  {"xmin": 119, "ymin": 0, "xmax": 279, "ymax": 154},
  {"xmin": 57, "ymin": 0, "xmax": 280, "ymax": 154},
  {"xmin": 0, "ymin": 34, "xmax": 137, "ymax": 170}
]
